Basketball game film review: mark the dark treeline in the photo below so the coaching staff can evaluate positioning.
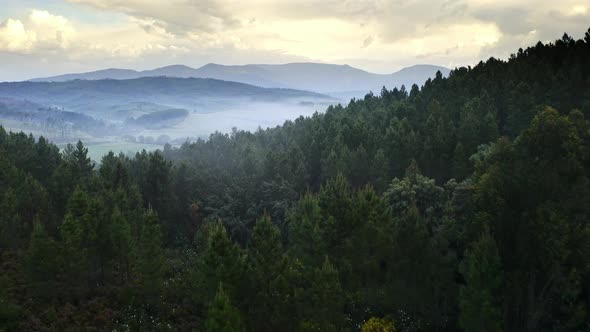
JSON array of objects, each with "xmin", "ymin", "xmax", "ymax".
[{"xmin": 1, "ymin": 29, "xmax": 590, "ymax": 331}]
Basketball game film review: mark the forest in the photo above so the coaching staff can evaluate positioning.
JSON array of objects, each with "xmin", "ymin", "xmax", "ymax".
[{"xmin": 1, "ymin": 29, "xmax": 590, "ymax": 331}]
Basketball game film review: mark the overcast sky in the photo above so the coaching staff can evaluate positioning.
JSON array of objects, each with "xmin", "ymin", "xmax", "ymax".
[{"xmin": 1, "ymin": 0, "xmax": 589, "ymax": 81}]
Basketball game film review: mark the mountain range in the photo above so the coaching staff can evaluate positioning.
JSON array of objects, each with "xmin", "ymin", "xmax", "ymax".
[
  {"xmin": 30, "ymin": 63, "xmax": 450, "ymax": 98},
  {"xmin": 1, "ymin": 62, "xmax": 450, "ymax": 143},
  {"xmin": 0, "ymin": 77, "xmax": 332, "ymax": 120}
]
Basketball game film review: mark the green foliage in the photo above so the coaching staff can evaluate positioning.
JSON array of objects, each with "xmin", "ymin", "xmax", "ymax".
[
  {"xmin": 303, "ymin": 257, "xmax": 345, "ymax": 331},
  {"xmin": 384, "ymin": 166, "xmax": 445, "ymax": 221},
  {"xmin": 110, "ymin": 207, "xmax": 133, "ymax": 282},
  {"xmin": 287, "ymin": 193, "xmax": 325, "ymax": 267},
  {"xmin": 137, "ymin": 209, "xmax": 164, "ymax": 302},
  {"xmin": 0, "ymin": 252, "xmax": 21, "ymax": 331},
  {"xmin": 473, "ymin": 108, "xmax": 590, "ymax": 330},
  {"xmin": 0, "ymin": 189, "xmax": 21, "ymax": 249},
  {"xmin": 459, "ymin": 232, "xmax": 503, "ymax": 332},
  {"xmin": 195, "ymin": 220, "xmax": 245, "ymax": 305},
  {"xmin": 73, "ymin": 140, "xmax": 95, "ymax": 177},
  {"xmin": 25, "ymin": 219, "xmax": 60, "ymax": 300},
  {"xmin": 387, "ymin": 207, "xmax": 457, "ymax": 331},
  {"xmin": 205, "ymin": 284, "xmax": 244, "ymax": 332},
  {"xmin": 245, "ymin": 215, "xmax": 291, "ymax": 332}
]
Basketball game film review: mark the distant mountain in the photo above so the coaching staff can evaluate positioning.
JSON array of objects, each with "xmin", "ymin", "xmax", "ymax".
[
  {"xmin": 0, "ymin": 77, "xmax": 333, "ymax": 120},
  {"xmin": 31, "ymin": 63, "xmax": 450, "ymax": 97},
  {"xmin": 31, "ymin": 68, "xmax": 141, "ymax": 82}
]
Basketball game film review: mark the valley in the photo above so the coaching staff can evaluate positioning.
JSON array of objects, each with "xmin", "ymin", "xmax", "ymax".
[{"xmin": 0, "ymin": 63, "xmax": 445, "ymax": 160}]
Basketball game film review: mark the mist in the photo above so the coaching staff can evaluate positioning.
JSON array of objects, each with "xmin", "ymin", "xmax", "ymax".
[
  {"xmin": 0, "ymin": 63, "xmax": 449, "ymax": 161},
  {"xmin": 0, "ymin": 76, "xmax": 340, "ymax": 160},
  {"xmin": 0, "ymin": 101, "xmax": 333, "ymax": 161}
]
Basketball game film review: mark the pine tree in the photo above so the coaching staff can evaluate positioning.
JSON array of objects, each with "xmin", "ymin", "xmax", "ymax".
[
  {"xmin": 137, "ymin": 209, "xmax": 164, "ymax": 303},
  {"xmin": 318, "ymin": 174, "xmax": 353, "ymax": 248},
  {"xmin": 452, "ymin": 142, "xmax": 470, "ymax": 179},
  {"xmin": 304, "ymin": 257, "xmax": 345, "ymax": 332},
  {"xmin": 474, "ymin": 108, "xmax": 590, "ymax": 330},
  {"xmin": 459, "ymin": 232, "xmax": 502, "ymax": 332},
  {"xmin": 287, "ymin": 193, "xmax": 325, "ymax": 267},
  {"xmin": 25, "ymin": 219, "xmax": 59, "ymax": 300},
  {"xmin": 64, "ymin": 188, "xmax": 112, "ymax": 286},
  {"xmin": 73, "ymin": 140, "xmax": 94, "ymax": 177},
  {"xmin": 110, "ymin": 207, "xmax": 133, "ymax": 283},
  {"xmin": 60, "ymin": 213, "xmax": 88, "ymax": 295},
  {"xmin": 386, "ymin": 206, "xmax": 456, "ymax": 330},
  {"xmin": 348, "ymin": 187, "xmax": 395, "ymax": 310},
  {"xmin": 0, "ymin": 189, "xmax": 21, "ymax": 249},
  {"xmin": 196, "ymin": 220, "xmax": 244, "ymax": 305},
  {"xmin": 205, "ymin": 284, "xmax": 244, "ymax": 332},
  {"xmin": 245, "ymin": 215, "xmax": 291, "ymax": 332},
  {"xmin": 370, "ymin": 148, "xmax": 389, "ymax": 191}
]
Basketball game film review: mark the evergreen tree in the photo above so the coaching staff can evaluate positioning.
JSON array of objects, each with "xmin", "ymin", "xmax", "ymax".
[
  {"xmin": 196, "ymin": 220, "xmax": 244, "ymax": 305},
  {"xmin": 318, "ymin": 174, "xmax": 354, "ymax": 250},
  {"xmin": 474, "ymin": 108, "xmax": 590, "ymax": 330},
  {"xmin": 459, "ymin": 232, "xmax": 503, "ymax": 332},
  {"xmin": 452, "ymin": 142, "xmax": 470, "ymax": 179},
  {"xmin": 137, "ymin": 209, "xmax": 164, "ymax": 304},
  {"xmin": 287, "ymin": 193, "xmax": 326, "ymax": 267},
  {"xmin": 386, "ymin": 207, "xmax": 457, "ymax": 330},
  {"xmin": 205, "ymin": 284, "xmax": 244, "ymax": 332},
  {"xmin": 73, "ymin": 140, "xmax": 94, "ymax": 177},
  {"xmin": 60, "ymin": 213, "xmax": 88, "ymax": 295},
  {"xmin": 0, "ymin": 189, "xmax": 21, "ymax": 249},
  {"xmin": 110, "ymin": 207, "xmax": 133, "ymax": 283},
  {"xmin": 25, "ymin": 219, "xmax": 59, "ymax": 300},
  {"xmin": 245, "ymin": 215, "xmax": 291, "ymax": 332},
  {"xmin": 302, "ymin": 257, "xmax": 345, "ymax": 332}
]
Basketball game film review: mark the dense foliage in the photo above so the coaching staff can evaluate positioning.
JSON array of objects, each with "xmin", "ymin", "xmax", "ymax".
[{"xmin": 1, "ymin": 29, "xmax": 590, "ymax": 331}]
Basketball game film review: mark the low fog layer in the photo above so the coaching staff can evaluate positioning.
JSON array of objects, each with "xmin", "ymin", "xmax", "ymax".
[
  {"xmin": 0, "ymin": 63, "xmax": 448, "ymax": 160},
  {"xmin": 0, "ymin": 77, "xmax": 335, "ymax": 160}
]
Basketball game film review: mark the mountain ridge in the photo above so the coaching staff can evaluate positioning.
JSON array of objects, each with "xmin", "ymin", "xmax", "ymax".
[
  {"xmin": 0, "ymin": 76, "xmax": 334, "ymax": 120},
  {"xmin": 30, "ymin": 62, "xmax": 451, "ymax": 97}
]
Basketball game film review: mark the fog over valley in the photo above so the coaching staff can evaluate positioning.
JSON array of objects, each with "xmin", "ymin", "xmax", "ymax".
[{"xmin": 0, "ymin": 63, "xmax": 446, "ymax": 160}]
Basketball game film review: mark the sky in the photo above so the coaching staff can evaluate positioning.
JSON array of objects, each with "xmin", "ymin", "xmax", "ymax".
[{"xmin": 0, "ymin": 0, "xmax": 589, "ymax": 81}]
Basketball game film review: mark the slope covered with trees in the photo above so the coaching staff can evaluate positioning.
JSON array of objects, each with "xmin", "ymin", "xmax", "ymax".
[{"xmin": 1, "ymin": 29, "xmax": 590, "ymax": 331}]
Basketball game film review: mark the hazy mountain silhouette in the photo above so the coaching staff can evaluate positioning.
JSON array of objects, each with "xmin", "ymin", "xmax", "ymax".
[
  {"xmin": 1, "ymin": 77, "xmax": 333, "ymax": 119},
  {"xmin": 31, "ymin": 63, "xmax": 450, "ymax": 97}
]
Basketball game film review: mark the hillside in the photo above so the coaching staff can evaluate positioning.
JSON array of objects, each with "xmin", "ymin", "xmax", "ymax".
[
  {"xmin": 0, "ymin": 76, "xmax": 333, "ymax": 118},
  {"xmin": 1, "ymin": 29, "xmax": 590, "ymax": 332}
]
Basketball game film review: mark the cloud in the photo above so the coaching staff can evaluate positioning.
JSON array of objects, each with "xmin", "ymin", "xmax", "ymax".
[
  {"xmin": 1, "ymin": 0, "xmax": 589, "ymax": 81},
  {"xmin": 66, "ymin": 0, "xmax": 240, "ymax": 35},
  {"xmin": 0, "ymin": 10, "xmax": 74, "ymax": 53},
  {"xmin": 0, "ymin": 9, "xmax": 192, "ymax": 60},
  {"xmin": 63, "ymin": 0, "xmax": 589, "ymax": 67}
]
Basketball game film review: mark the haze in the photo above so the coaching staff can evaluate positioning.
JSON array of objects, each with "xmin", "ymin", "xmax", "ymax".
[{"xmin": 0, "ymin": 0, "xmax": 589, "ymax": 159}]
